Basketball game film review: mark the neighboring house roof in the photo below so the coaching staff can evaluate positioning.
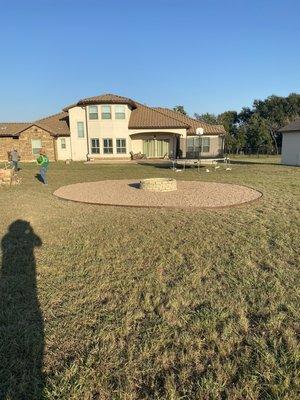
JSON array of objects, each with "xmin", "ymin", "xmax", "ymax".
[
  {"xmin": 279, "ymin": 118, "xmax": 300, "ymax": 133},
  {"xmin": 154, "ymin": 108, "xmax": 226, "ymax": 135},
  {"xmin": 63, "ymin": 93, "xmax": 137, "ymax": 111},
  {"xmin": 0, "ymin": 112, "xmax": 70, "ymax": 137}
]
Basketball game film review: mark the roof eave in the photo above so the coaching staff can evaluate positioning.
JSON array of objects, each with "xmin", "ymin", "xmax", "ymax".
[{"xmin": 129, "ymin": 125, "xmax": 187, "ymax": 130}]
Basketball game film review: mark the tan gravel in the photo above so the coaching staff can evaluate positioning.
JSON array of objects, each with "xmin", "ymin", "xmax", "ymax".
[{"xmin": 53, "ymin": 179, "xmax": 262, "ymax": 209}]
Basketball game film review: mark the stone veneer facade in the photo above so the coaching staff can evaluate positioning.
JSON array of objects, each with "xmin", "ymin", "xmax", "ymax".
[{"xmin": 0, "ymin": 126, "xmax": 56, "ymax": 162}]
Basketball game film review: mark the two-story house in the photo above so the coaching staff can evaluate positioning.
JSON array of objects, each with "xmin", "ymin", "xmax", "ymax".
[{"xmin": 0, "ymin": 93, "xmax": 226, "ymax": 162}]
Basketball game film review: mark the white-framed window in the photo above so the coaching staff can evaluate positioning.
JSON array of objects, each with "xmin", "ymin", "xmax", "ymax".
[
  {"xmin": 103, "ymin": 138, "xmax": 113, "ymax": 154},
  {"xmin": 88, "ymin": 105, "xmax": 98, "ymax": 120},
  {"xmin": 101, "ymin": 105, "xmax": 111, "ymax": 119},
  {"xmin": 77, "ymin": 121, "xmax": 85, "ymax": 138},
  {"xmin": 116, "ymin": 138, "xmax": 126, "ymax": 154},
  {"xmin": 186, "ymin": 136, "xmax": 210, "ymax": 157},
  {"xmin": 61, "ymin": 138, "xmax": 66, "ymax": 149},
  {"xmin": 91, "ymin": 138, "xmax": 100, "ymax": 154},
  {"xmin": 115, "ymin": 105, "xmax": 126, "ymax": 119},
  {"xmin": 31, "ymin": 139, "xmax": 42, "ymax": 156}
]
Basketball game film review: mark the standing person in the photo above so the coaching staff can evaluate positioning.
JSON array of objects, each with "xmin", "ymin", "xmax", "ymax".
[
  {"xmin": 37, "ymin": 148, "xmax": 49, "ymax": 185},
  {"xmin": 10, "ymin": 149, "xmax": 20, "ymax": 171}
]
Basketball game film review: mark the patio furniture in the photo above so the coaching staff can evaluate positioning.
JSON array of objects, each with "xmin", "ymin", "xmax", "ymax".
[{"xmin": 130, "ymin": 151, "xmax": 147, "ymax": 160}]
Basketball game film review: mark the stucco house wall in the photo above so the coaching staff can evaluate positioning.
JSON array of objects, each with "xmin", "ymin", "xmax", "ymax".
[
  {"xmin": 68, "ymin": 104, "xmax": 134, "ymax": 161},
  {"xmin": 281, "ymin": 132, "xmax": 300, "ymax": 166},
  {"xmin": 56, "ymin": 136, "xmax": 72, "ymax": 160}
]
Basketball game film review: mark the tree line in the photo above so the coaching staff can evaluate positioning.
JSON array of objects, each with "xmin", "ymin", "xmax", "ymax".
[{"xmin": 173, "ymin": 93, "xmax": 300, "ymax": 154}]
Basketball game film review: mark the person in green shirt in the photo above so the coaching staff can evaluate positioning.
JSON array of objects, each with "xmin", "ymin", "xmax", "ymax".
[{"xmin": 37, "ymin": 148, "xmax": 49, "ymax": 185}]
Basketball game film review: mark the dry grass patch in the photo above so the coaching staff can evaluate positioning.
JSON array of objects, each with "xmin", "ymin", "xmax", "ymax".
[{"xmin": 0, "ymin": 157, "xmax": 299, "ymax": 399}]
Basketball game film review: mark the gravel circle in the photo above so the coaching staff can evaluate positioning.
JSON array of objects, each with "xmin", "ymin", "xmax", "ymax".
[{"xmin": 53, "ymin": 179, "xmax": 262, "ymax": 209}]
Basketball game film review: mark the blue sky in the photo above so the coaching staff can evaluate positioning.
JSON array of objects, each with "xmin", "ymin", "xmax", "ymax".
[{"xmin": 1, "ymin": 0, "xmax": 299, "ymax": 121}]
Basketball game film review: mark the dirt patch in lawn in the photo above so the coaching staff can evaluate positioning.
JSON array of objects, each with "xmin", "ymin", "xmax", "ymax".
[{"xmin": 53, "ymin": 179, "xmax": 262, "ymax": 209}]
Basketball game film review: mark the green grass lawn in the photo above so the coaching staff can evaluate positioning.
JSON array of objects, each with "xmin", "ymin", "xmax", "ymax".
[{"xmin": 0, "ymin": 158, "xmax": 299, "ymax": 399}]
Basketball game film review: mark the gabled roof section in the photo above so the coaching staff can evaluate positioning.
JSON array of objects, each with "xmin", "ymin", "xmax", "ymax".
[
  {"xmin": 35, "ymin": 112, "xmax": 70, "ymax": 136},
  {"xmin": 0, "ymin": 122, "xmax": 31, "ymax": 137},
  {"xmin": 154, "ymin": 108, "xmax": 226, "ymax": 135},
  {"xmin": 0, "ymin": 112, "xmax": 70, "ymax": 137},
  {"xmin": 129, "ymin": 103, "xmax": 189, "ymax": 130},
  {"xmin": 63, "ymin": 93, "xmax": 137, "ymax": 111},
  {"xmin": 279, "ymin": 118, "xmax": 300, "ymax": 133}
]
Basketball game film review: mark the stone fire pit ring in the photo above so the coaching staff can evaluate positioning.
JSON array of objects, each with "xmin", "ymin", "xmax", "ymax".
[{"xmin": 140, "ymin": 177, "xmax": 177, "ymax": 192}]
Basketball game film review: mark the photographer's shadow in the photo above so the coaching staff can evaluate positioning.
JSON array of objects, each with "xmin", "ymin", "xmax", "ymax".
[{"xmin": 0, "ymin": 220, "xmax": 44, "ymax": 399}]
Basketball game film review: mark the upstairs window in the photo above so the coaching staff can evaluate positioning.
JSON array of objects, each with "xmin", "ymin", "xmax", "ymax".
[
  {"xmin": 116, "ymin": 138, "xmax": 126, "ymax": 153},
  {"xmin": 91, "ymin": 138, "xmax": 100, "ymax": 154},
  {"xmin": 101, "ymin": 105, "xmax": 111, "ymax": 119},
  {"xmin": 88, "ymin": 105, "xmax": 98, "ymax": 120},
  {"xmin": 77, "ymin": 121, "xmax": 85, "ymax": 138},
  {"xmin": 103, "ymin": 138, "xmax": 113, "ymax": 154},
  {"xmin": 61, "ymin": 138, "xmax": 66, "ymax": 149},
  {"xmin": 115, "ymin": 105, "xmax": 126, "ymax": 119}
]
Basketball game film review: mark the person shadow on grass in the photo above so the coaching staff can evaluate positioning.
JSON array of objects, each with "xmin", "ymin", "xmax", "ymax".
[{"xmin": 0, "ymin": 220, "xmax": 44, "ymax": 400}]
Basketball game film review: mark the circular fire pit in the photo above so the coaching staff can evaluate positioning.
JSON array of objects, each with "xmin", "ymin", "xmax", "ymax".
[{"xmin": 139, "ymin": 178, "xmax": 177, "ymax": 192}]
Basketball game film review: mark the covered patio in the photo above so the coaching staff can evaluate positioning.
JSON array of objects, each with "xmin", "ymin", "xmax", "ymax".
[{"xmin": 130, "ymin": 131, "xmax": 181, "ymax": 158}]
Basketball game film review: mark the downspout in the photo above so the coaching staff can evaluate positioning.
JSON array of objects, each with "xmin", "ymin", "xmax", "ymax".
[{"xmin": 84, "ymin": 106, "xmax": 90, "ymax": 161}]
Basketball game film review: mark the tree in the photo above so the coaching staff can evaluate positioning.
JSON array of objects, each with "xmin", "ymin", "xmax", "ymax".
[
  {"xmin": 218, "ymin": 111, "xmax": 238, "ymax": 132},
  {"xmin": 252, "ymin": 94, "xmax": 300, "ymax": 154},
  {"xmin": 173, "ymin": 105, "xmax": 187, "ymax": 115},
  {"xmin": 194, "ymin": 112, "xmax": 218, "ymax": 124},
  {"xmin": 245, "ymin": 114, "xmax": 273, "ymax": 153}
]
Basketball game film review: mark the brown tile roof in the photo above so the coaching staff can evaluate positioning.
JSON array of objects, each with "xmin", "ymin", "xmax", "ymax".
[
  {"xmin": 0, "ymin": 94, "xmax": 225, "ymax": 138},
  {"xmin": 0, "ymin": 122, "xmax": 31, "ymax": 137},
  {"xmin": 279, "ymin": 118, "xmax": 300, "ymax": 133},
  {"xmin": 35, "ymin": 112, "xmax": 70, "ymax": 136},
  {"xmin": 153, "ymin": 108, "xmax": 226, "ymax": 135},
  {"xmin": 63, "ymin": 93, "xmax": 137, "ymax": 111},
  {"xmin": 129, "ymin": 103, "xmax": 189, "ymax": 130},
  {"xmin": 62, "ymin": 92, "xmax": 226, "ymax": 134},
  {"xmin": 0, "ymin": 112, "xmax": 70, "ymax": 137}
]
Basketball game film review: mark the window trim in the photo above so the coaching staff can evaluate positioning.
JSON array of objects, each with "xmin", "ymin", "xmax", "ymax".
[
  {"xmin": 88, "ymin": 105, "xmax": 98, "ymax": 120},
  {"xmin": 103, "ymin": 138, "xmax": 113, "ymax": 154},
  {"xmin": 77, "ymin": 121, "xmax": 85, "ymax": 138},
  {"xmin": 116, "ymin": 138, "xmax": 126, "ymax": 154},
  {"xmin": 90, "ymin": 138, "xmax": 100, "ymax": 154},
  {"xmin": 101, "ymin": 105, "xmax": 112, "ymax": 120}
]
